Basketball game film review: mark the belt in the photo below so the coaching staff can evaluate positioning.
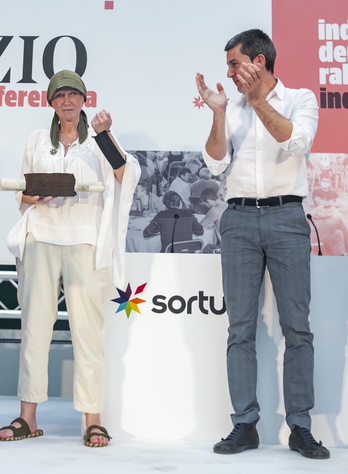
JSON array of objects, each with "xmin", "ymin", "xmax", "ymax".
[{"xmin": 227, "ymin": 195, "xmax": 303, "ymax": 208}]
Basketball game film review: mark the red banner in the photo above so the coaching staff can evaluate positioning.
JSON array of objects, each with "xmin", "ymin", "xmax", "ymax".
[{"xmin": 272, "ymin": 0, "xmax": 348, "ymax": 153}]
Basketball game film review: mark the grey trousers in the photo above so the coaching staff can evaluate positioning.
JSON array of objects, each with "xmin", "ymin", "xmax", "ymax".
[{"xmin": 220, "ymin": 202, "xmax": 314, "ymax": 430}]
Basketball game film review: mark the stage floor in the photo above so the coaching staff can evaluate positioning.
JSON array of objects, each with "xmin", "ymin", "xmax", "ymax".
[{"xmin": 0, "ymin": 396, "xmax": 347, "ymax": 473}]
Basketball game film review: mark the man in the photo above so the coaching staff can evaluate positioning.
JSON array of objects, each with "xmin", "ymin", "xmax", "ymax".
[
  {"xmin": 143, "ymin": 190, "xmax": 203, "ymax": 252},
  {"xmin": 190, "ymin": 167, "xmax": 220, "ymax": 199},
  {"xmin": 196, "ymin": 29, "xmax": 329, "ymax": 459},
  {"xmin": 331, "ymin": 155, "xmax": 345, "ymax": 191},
  {"xmin": 200, "ymin": 188, "xmax": 227, "ymax": 253},
  {"xmin": 131, "ymin": 180, "xmax": 165, "ymax": 217},
  {"xmin": 169, "ymin": 167, "xmax": 192, "ymax": 208},
  {"xmin": 184, "ymin": 156, "xmax": 202, "ymax": 183}
]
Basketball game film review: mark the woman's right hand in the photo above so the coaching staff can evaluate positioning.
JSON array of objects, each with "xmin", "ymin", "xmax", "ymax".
[{"xmin": 22, "ymin": 195, "xmax": 55, "ymax": 205}]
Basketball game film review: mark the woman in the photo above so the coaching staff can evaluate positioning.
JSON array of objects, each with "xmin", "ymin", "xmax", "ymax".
[{"xmin": 0, "ymin": 70, "xmax": 140, "ymax": 447}]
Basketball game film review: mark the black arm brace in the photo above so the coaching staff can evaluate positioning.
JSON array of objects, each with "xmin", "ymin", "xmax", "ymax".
[{"xmin": 93, "ymin": 131, "xmax": 126, "ymax": 170}]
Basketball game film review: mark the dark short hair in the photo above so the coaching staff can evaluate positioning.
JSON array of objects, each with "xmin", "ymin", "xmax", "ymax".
[
  {"xmin": 177, "ymin": 167, "xmax": 191, "ymax": 178},
  {"xmin": 136, "ymin": 180, "xmax": 150, "ymax": 194},
  {"xmin": 163, "ymin": 191, "xmax": 182, "ymax": 209},
  {"xmin": 224, "ymin": 29, "xmax": 276, "ymax": 73},
  {"xmin": 201, "ymin": 188, "xmax": 218, "ymax": 202}
]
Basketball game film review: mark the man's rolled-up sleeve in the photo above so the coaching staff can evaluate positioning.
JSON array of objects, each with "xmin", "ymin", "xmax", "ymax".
[
  {"xmin": 279, "ymin": 89, "xmax": 319, "ymax": 160},
  {"xmin": 202, "ymin": 149, "xmax": 232, "ymax": 176}
]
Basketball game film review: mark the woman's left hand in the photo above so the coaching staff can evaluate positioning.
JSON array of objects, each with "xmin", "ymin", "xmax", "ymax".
[{"xmin": 91, "ymin": 110, "xmax": 112, "ymax": 134}]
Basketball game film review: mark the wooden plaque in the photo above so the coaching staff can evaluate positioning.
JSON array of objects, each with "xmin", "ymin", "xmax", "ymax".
[{"xmin": 23, "ymin": 173, "xmax": 76, "ymax": 197}]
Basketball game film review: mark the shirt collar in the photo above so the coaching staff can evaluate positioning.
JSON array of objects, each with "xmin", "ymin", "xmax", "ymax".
[{"xmin": 267, "ymin": 78, "xmax": 284, "ymax": 100}]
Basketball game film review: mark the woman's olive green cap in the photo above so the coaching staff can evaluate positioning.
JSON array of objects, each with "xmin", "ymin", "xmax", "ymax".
[
  {"xmin": 47, "ymin": 70, "xmax": 88, "ymax": 148},
  {"xmin": 47, "ymin": 69, "xmax": 87, "ymax": 104}
]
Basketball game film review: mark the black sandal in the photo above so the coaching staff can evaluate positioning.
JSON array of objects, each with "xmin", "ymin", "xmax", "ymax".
[
  {"xmin": 83, "ymin": 424, "xmax": 112, "ymax": 447},
  {"xmin": 0, "ymin": 417, "xmax": 43, "ymax": 441}
]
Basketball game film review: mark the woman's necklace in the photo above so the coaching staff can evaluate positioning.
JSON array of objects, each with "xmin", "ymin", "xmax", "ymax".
[
  {"xmin": 59, "ymin": 130, "xmax": 78, "ymax": 154},
  {"xmin": 59, "ymin": 128, "xmax": 78, "ymax": 147}
]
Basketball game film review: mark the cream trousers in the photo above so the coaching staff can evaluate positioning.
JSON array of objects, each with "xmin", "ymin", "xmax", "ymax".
[{"xmin": 17, "ymin": 233, "xmax": 112, "ymax": 413}]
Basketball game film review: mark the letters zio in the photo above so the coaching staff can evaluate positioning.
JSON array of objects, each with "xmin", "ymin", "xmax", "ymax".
[{"xmin": 0, "ymin": 35, "xmax": 87, "ymax": 83}]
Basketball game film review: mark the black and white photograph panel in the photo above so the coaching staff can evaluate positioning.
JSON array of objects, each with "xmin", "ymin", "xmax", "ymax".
[{"xmin": 126, "ymin": 151, "xmax": 227, "ymax": 254}]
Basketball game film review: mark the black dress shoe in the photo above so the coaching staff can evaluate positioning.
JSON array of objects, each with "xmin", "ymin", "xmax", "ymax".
[
  {"xmin": 213, "ymin": 422, "xmax": 259, "ymax": 454},
  {"xmin": 289, "ymin": 425, "xmax": 330, "ymax": 459}
]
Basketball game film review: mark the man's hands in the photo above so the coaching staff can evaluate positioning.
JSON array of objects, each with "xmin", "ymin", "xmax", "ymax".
[
  {"xmin": 196, "ymin": 57, "xmax": 290, "ymax": 147},
  {"xmin": 234, "ymin": 62, "xmax": 263, "ymax": 103},
  {"xmin": 196, "ymin": 62, "xmax": 262, "ymax": 110},
  {"xmin": 195, "ymin": 73, "xmax": 227, "ymax": 113},
  {"xmin": 195, "ymin": 73, "xmax": 228, "ymax": 160},
  {"xmin": 91, "ymin": 110, "xmax": 112, "ymax": 135}
]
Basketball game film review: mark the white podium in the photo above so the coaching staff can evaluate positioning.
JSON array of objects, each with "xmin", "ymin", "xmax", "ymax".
[{"xmin": 102, "ymin": 254, "xmax": 348, "ymax": 447}]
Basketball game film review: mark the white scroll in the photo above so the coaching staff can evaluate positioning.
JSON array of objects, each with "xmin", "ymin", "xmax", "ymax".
[{"xmin": 0, "ymin": 178, "xmax": 105, "ymax": 193}]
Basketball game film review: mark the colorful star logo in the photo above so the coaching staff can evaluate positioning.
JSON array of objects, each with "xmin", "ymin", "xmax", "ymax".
[
  {"xmin": 193, "ymin": 96, "xmax": 205, "ymax": 109},
  {"xmin": 112, "ymin": 283, "xmax": 147, "ymax": 318}
]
